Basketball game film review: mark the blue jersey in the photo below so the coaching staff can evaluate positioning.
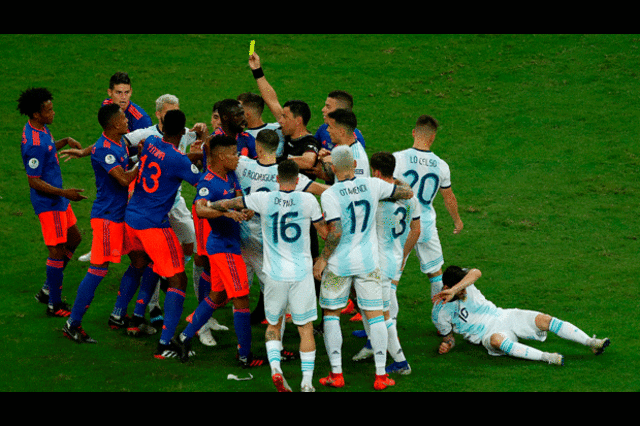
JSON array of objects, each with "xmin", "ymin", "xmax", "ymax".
[
  {"xmin": 125, "ymin": 136, "xmax": 200, "ymax": 230},
  {"xmin": 194, "ymin": 167, "xmax": 243, "ymax": 255},
  {"xmin": 315, "ymin": 123, "xmax": 366, "ymax": 150},
  {"xmin": 102, "ymin": 99, "xmax": 152, "ymax": 132},
  {"xmin": 90, "ymin": 133, "xmax": 130, "ymax": 222},
  {"xmin": 20, "ymin": 121, "xmax": 70, "ymax": 215}
]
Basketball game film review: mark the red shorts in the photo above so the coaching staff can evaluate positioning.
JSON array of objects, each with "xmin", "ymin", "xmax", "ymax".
[
  {"xmin": 90, "ymin": 218, "xmax": 125, "ymax": 264},
  {"xmin": 38, "ymin": 204, "xmax": 77, "ymax": 247},
  {"xmin": 193, "ymin": 203, "xmax": 211, "ymax": 256},
  {"xmin": 124, "ymin": 224, "xmax": 184, "ymax": 277},
  {"xmin": 208, "ymin": 252, "xmax": 249, "ymax": 299}
]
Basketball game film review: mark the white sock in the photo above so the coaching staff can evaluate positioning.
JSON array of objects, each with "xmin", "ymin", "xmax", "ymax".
[
  {"xmin": 386, "ymin": 318, "xmax": 406, "ymax": 363},
  {"xmin": 500, "ymin": 338, "xmax": 543, "ymax": 361},
  {"xmin": 549, "ymin": 317, "xmax": 590, "ymax": 345},
  {"xmin": 429, "ymin": 274, "xmax": 443, "ymax": 299},
  {"xmin": 389, "ymin": 285, "xmax": 399, "ymax": 322},
  {"xmin": 323, "ymin": 315, "xmax": 342, "ymax": 374},
  {"xmin": 300, "ymin": 350, "xmax": 315, "ymax": 387},
  {"xmin": 266, "ymin": 340, "xmax": 282, "ymax": 375},
  {"xmin": 367, "ymin": 315, "xmax": 388, "ymax": 376}
]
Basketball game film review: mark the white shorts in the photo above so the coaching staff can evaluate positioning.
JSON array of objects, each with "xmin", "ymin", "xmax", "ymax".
[
  {"xmin": 415, "ymin": 225, "xmax": 444, "ymax": 274},
  {"xmin": 263, "ymin": 274, "xmax": 317, "ymax": 326},
  {"xmin": 168, "ymin": 196, "xmax": 196, "ymax": 246},
  {"xmin": 481, "ymin": 309, "xmax": 548, "ymax": 356},
  {"xmin": 319, "ymin": 268, "xmax": 383, "ymax": 312}
]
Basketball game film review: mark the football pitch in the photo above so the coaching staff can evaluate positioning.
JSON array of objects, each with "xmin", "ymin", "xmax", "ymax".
[{"xmin": 1, "ymin": 34, "xmax": 638, "ymax": 392}]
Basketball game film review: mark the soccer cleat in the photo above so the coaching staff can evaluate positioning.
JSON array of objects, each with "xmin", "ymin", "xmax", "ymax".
[
  {"xmin": 238, "ymin": 352, "xmax": 268, "ymax": 368},
  {"xmin": 319, "ymin": 372, "xmax": 345, "ymax": 388},
  {"xmin": 352, "ymin": 329, "xmax": 367, "ymax": 338},
  {"xmin": 198, "ymin": 325, "xmax": 217, "ymax": 346},
  {"xmin": 386, "ymin": 360, "xmax": 412, "ymax": 375},
  {"xmin": 281, "ymin": 349, "xmax": 298, "ymax": 362},
  {"xmin": 301, "ymin": 384, "xmax": 316, "ymax": 393},
  {"xmin": 63, "ymin": 321, "xmax": 98, "ymax": 344},
  {"xmin": 149, "ymin": 306, "xmax": 164, "ymax": 329},
  {"xmin": 172, "ymin": 335, "xmax": 192, "ymax": 363},
  {"xmin": 46, "ymin": 302, "xmax": 71, "ymax": 318},
  {"xmin": 352, "ymin": 342, "xmax": 374, "ymax": 361},
  {"xmin": 126, "ymin": 316, "xmax": 156, "ymax": 337},
  {"xmin": 272, "ymin": 373, "xmax": 292, "ymax": 392},
  {"xmin": 374, "ymin": 374, "xmax": 396, "ymax": 390},
  {"xmin": 108, "ymin": 314, "xmax": 129, "ymax": 330},
  {"xmin": 341, "ymin": 299, "xmax": 355, "ymax": 315},
  {"xmin": 590, "ymin": 335, "xmax": 610, "ymax": 355},
  {"xmin": 78, "ymin": 251, "xmax": 92, "ymax": 262},
  {"xmin": 349, "ymin": 312, "xmax": 362, "ymax": 322},
  {"xmin": 154, "ymin": 341, "xmax": 180, "ymax": 360},
  {"xmin": 544, "ymin": 352, "xmax": 564, "ymax": 366},
  {"xmin": 34, "ymin": 288, "xmax": 49, "ymax": 304}
]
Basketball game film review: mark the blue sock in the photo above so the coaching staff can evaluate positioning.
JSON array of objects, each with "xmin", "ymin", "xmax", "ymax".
[
  {"xmin": 198, "ymin": 271, "xmax": 211, "ymax": 303},
  {"xmin": 181, "ymin": 296, "xmax": 217, "ymax": 340},
  {"xmin": 160, "ymin": 288, "xmax": 185, "ymax": 345},
  {"xmin": 111, "ymin": 265, "xmax": 144, "ymax": 318},
  {"xmin": 133, "ymin": 266, "xmax": 159, "ymax": 318},
  {"xmin": 46, "ymin": 258, "xmax": 65, "ymax": 307},
  {"xmin": 234, "ymin": 307, "xmax": 252, "ymax": 358},
  {"xmin": 69, "ymin": 266, "xmax": 108, "ymax": 327}
]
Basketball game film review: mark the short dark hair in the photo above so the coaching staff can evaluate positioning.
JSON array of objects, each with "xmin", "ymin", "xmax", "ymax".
[
  {"xmin": 370, "ymin": 151, "xmax": 396, "ymax": 178},
  {"xmin": 98, "ymin": 103, "xmax": 122, "ymax": 130},
  {"xmin": 442, "ymin": 265, "xmax": 469, "ymax": 288},
  {"xmin": 208, "ymin": 134, "xmax": 237, "ymax": 152},
  {"xmin": 328, "ymin": 108, "xmax": 357, "ymax": 134},
  {"xmin": 217, "ymin": 98, "xmax": 242, "ymax": 120},
  {"xmin": 16, "ymin": 87, "xmax": 53, "ymax": 118},
  {"xmin": 237, "ymin": 92, "xmax": 265, "ymax": 115},
  {"xmin": 278, "ymin": 159, "xmax": 299, "ymax": 183},
  {"xmin": 327, "ymin": 90, "xmax": 354, "ymax": 110},
  {"xmin": 283, "ymin": 100, "xmax": 311, "ymax": 126},
  {"xmin": 212, "ymin": 100, "xmax": 223, "ymax": 113},
  {"xmin": 415, "ymin": 115, "xmax": 439, "ymax": 134},
  {"xmin": 109, "ymin": 72, "xmax": 131, "ymax": 89},
  {"xmin": 163, "ymin": 109, "xmax": 186, "ymax": 137},
  {"xmin": 256, "ymin": 129, "xmax": 280, "ymax": 154}
]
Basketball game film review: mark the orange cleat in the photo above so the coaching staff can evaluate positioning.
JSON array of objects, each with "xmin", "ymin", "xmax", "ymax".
[
  {"xmin": 374, "ymin": 374, "xmax": 396, "ymax": 390},
  {"xmin": 319, "ymin": 372, "xmax": 345, "ymax": 388}
]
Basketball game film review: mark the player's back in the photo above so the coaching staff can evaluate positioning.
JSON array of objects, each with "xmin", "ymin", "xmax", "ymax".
[
  {"xmin": 320, "ymin": 176, "xmax": 395, "ymax": 276},
  {"xmin": 125, "ymin": 135, "xmax": 200, "ymax": 230},
  {"xmin": 393, "ymin": 148, "xmax": 451, "ymax": 240},
  {"xmin": 376, "ymin": 196, "xmax": 420, "ymax": 280},
  {"xmin": 244, "ymin": 190, "xmax": 322, "ymax": 282}
]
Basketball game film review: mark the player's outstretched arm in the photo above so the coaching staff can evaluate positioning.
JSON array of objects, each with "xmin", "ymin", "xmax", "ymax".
[
  {"xmin": 27, "ymin": 176, "xmax": 87, "ymax": 202},
  {"xmin": 249, "ymin": 52, "xmax": 283, "ymax": 121},
  {"xmin": 440, "ymin": 187, "xmax": 463, "ymax": 234}
]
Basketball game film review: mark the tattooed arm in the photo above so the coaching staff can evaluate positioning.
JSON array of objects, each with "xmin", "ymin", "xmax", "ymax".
[{"xmin": 313, "ymin": 220, "xmax": 342, "ymax": 281}]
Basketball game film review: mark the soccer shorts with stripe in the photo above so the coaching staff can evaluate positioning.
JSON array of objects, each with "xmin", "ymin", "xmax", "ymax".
[
  {"xmin": 89, "ymin": 218, "xmax": 124, "ymax": 264},
  {"xmin": 37, "ymin": 204, "xmax": 77, "ymax": 246},
  {"xmin": 207, "ymin": 252, "xmax": 249, "ymax": 299},
  {"xmin": 123, "ymin": 223, "xmax": 185, "ymax": 277}
]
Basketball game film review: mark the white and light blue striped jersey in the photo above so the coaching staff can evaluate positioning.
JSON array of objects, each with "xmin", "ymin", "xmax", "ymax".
[
  {"xmin": 432, "ymin": 284, "xmax": 504, "ymax": 345},
  {"xmin": 320, "ymin": 177, "xmax": 396, "ymax": 276},
  {"xmin": 347, "ymin": 141, "xmax": 370, "ymax": 178},
  {"xmin": 235, "ymin": 156, "xmax": 312, "ymax": 245},
  {"xmin": 243, "ymin": 190, "xmax": 323, "ymax": 282},
  {"xmin": 376, "ymin": 196, "xmax": 420, "ymax": 280},
  {"xmin": 392, "ymin": 148, "xmax": 451, "ymax": 242}
]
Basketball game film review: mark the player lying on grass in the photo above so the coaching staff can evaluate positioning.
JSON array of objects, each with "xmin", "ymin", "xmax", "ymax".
[{"xmin": 432, "ymin": 265, "xmax": 610, "ymax": 366}]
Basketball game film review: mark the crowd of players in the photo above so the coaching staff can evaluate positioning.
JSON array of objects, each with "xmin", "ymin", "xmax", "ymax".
[{"xmin": 18, "ymin": 50, "xmax": 609, "ymax": 392}]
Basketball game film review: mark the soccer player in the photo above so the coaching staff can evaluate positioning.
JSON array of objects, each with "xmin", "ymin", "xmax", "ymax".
[
  {"xmin": 17, "ymin": 87, "xmax": 87, "ymax": 317},
  {"xmin": 211, "ymin": 99, "xmax": 257, "ymax": 159},
  {"xmin": 432, "ymin": 265, "xmax": 611, "ymax": 365},
  {"xmin": 235, "ymin": 129, "xmax": 327, "ymax": 346},
  {"xmin": 209, "ymin": 159, "xmax": 329, "ymax": 392},
  {"xmin": 174, "ymin": 134, "xmax": 263, "ymax": 368},
  {"xmin": 121, "ymin": 93, "xmax": 209, "ymax": 331},
  {"xmin": 320, "ymin": 108, "xmax": 370, "ymax": 181},
  {"xmin": 315, "ymin": 90, "xmax": 366, "ymax": 151},
  {"xmin": 352, "ymin": 152, "xmax": 420, "ymax": 374},
  {"xmin": 102, "ymin": 71, "xmax": 152, "ymax": 134},
  {"xmin": 392, "ymin": 115, "xmax": 464, "ymax": 299},
  {"xmin": 312, "ymin": 145, "xmax": 414, "ymax": 390},
  {"xmin": 63, "ymin": 103, "xmax": 139, "ymax": 343},
  {"xmin": 237, "ymin": 92, "xmax": 285, "ymax": 157},
  {"xmin": 106, "ymin": 109, "xmax": 201, "ymax": 359}
]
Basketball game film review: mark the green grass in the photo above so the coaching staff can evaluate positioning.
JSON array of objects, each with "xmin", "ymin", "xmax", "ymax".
[{"xmin": 1, "ymin": 34, "xmax": 639, "ymax": 392}]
